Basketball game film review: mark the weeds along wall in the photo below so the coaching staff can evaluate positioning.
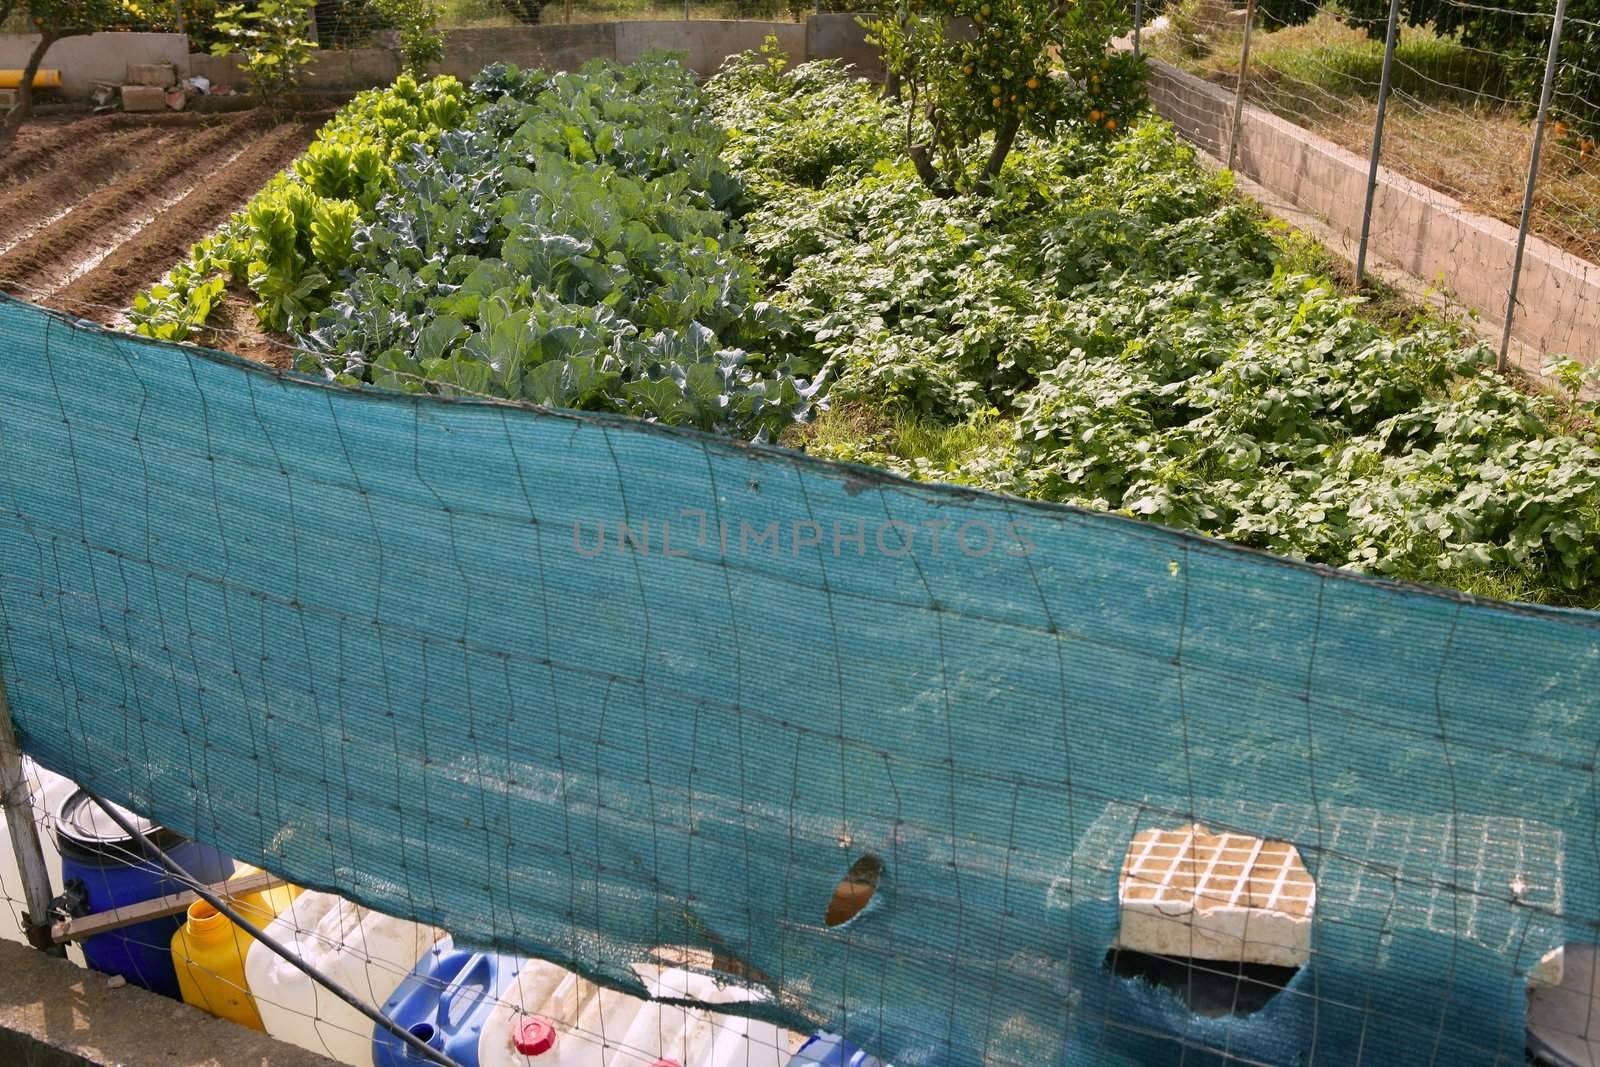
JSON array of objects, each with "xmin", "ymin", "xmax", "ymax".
[{"xmin": 1, "ymin": 293, "xmax": 1597, "ymax": 1066}]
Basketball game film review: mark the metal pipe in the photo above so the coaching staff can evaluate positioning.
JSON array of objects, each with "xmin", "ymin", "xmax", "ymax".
[
  {"xmin": 1500, "ymin": 0, "xmax": 1568, "ymax": 371},
  {"xmin": 0, "ymin": 677, "xmax": 63, "ymax": 957},
  {"xmin": 1133, "ymin": 0, "xmax": 1144, "ymax": 57},
  {"xmin": 78, "ymin": 786, "xmax": 463, "ymax": 1067},
  {"xmin": 1356, "ymin": 0, "xmax": 1402, "ymax": 283},
  {"xmin": 1227, "ymin": 0, "xmax": 1258, "ymax": 169}
]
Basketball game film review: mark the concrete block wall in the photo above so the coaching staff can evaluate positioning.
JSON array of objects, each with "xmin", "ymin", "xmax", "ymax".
[
  {"xmin": 1147, "ymin": 60, "xmax": 1600, "ymax": 363},
  {"xmin": 806, "ymin": 12, "xmax": 883, "ymax": 80},
  {"xmin": 434, "ymin": 23, "xmax": 618, "ymax": 83},
  {"xmin": 0, "ymin": 32, "xmax": 189, "ymax": 97},
  {"xmin": 615, "ymin": 20, "xmax": 802, "ymax": 76}
]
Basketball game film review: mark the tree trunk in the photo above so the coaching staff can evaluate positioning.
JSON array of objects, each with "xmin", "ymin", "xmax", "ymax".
[
  {"xmin": 883, "ymin": 69, "xmax": 901, "ymax": 101},
  {"xmin": 908, "ymin": 143, "xmax": 953, "ymax": 198},
  {"xmin": 0, "ymin": 30, "xmax": 60, "ymax": 152},
  {"xmin": 976, "ymin": 113, "xmax": 1022, "ymax": 196}
]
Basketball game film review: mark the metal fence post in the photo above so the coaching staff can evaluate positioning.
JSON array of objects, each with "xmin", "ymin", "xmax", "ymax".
[
  {"xmin": 0, "ymin": 676, "xmax": 64, "ymax": 957},
  {"xmin": 1355, "ymin": 0, "xmax": 1401, "ymax": 283},
  {"xmin": 1500, "ymin": 0, "xmax": 1568, "ymax": 371},
  {"xmin": 1227, "ymin": 0, "xmax": 1258, "ymax": 170},
  {"xmin": 1133, "ymin": 0, "xmax": 1144, "ymax": 57}
]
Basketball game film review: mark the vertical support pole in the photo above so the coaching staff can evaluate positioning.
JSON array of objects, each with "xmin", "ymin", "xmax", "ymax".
[
  {"xmin": 1500, "ymin": 0, "xmax": 1567, "ymax": 371},
  {"xmin": 1355, "ymin": 0, "xmax": 1401, "ymax": 283},
  {"xmin": 0, "ymin": 678, "xmax": 63, "ymax": 957},
  {"xmin": 1227, "ymin": 0, "xmax": 1258, "ymax": 169},
  {"xmin": 174, "ymin": 0, "xmax": 185, "ymax": 36},
  {"xmin": 1133, "ymin": 0, "xmax": 1143, "ymax": 56},
  {"xmin": 564, "ymin": 0, "xmax": 571, "ymax": 22}
]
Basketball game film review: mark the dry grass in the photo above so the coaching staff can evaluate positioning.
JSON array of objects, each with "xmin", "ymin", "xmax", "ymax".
[{"xmin": 1149, "ymin": 11, "xmax": 1600, "ymax": 264}]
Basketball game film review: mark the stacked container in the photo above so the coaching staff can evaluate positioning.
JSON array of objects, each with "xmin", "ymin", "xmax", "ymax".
[
  {"xmin": 788, "ymin": 1034, "xmax": 887, "ymax": 1066},
  {"xmin": 171, "ymin": 865, "xmax": 302, "ymax": 1029},
  {"xmin": 372, "ymin": 937, "xmax": 526, "ymax": 1067},
  {"xmin": 54, "ymin": 788, "xmax": 233, "ymax": 998},
  {"xmin": 475, "ymin": 960, "xmax": 797, "ymax": 1066},
  {"xmin": 246, "ymin": 888, "xmax": 444, "ymax": 1067}
]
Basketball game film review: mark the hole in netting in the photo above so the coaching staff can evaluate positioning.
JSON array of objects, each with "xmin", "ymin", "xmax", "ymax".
[
  {"xmin": 1103, "ymin": 949, "xmax": 1299, "ymax": 1018},
  {"xmin": 825, "ymin": 853, "xmax": 884, "ymax": 927},
  {"xmin": 1111, "ymin": 823, "xmax": 1314, "ymax": 1017}
]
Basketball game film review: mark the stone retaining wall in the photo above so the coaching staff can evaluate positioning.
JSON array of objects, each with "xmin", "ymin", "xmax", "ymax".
[{"xmin": 1148, "ymin": 59, "xmax": 1600, "ymax": 362}]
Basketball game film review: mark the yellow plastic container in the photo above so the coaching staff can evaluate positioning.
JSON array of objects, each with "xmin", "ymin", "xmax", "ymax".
[{"xmin": 171, "ymin": 867, "xmax": 301, "ymax": 1030}]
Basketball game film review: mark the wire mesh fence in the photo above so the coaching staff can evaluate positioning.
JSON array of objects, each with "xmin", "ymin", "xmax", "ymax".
[{"xmin": 1137, "ymin": 0, "xmax": 1600, "ymax": 365}]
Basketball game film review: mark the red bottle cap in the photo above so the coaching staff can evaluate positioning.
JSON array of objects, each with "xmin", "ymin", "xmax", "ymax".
[{"xmin": 514, "ymin": 1018, "xmax": 557, "ymax": 1056}]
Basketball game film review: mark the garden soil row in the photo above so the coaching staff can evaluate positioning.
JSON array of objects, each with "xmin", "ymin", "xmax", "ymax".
[{"xmin": 0, "ymin": 111, "xmax": 319, "ymax": 323}]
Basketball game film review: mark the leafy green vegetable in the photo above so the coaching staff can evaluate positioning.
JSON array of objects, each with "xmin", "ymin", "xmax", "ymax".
[
  {"xmin": 300, "ymin": 57, "xmax": 817, "ymax": 440},
  {"xmin": 131, "ymin": 74, "xmax": 470, "ymax": 338},
  {"xmin": 713, "ymin": 56, "xmax": 1600, "ymax": 605}
]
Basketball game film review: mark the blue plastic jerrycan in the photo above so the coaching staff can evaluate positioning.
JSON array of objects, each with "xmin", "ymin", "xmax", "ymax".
[
  {"xmin": 373, "ymin": 940, "xmax": 526, "ymax": 1067},
  {"xmin": 789, "ymin": 1033, "xmax": 887, "ymax": 1066}
]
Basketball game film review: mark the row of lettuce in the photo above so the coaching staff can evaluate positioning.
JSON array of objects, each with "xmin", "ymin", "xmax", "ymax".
[{"xmin": 132, "ymin": 51, "xmax": 1600, "ymax": 604}]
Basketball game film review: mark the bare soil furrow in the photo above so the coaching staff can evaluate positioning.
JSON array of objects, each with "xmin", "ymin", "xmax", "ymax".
[
  {"xmin": 58, "ymin": 121, "xmax": 317, "ymax": 319},
  {"xmin": 0, "ymin": 116, "xmax": 264, "ymax": 296}
]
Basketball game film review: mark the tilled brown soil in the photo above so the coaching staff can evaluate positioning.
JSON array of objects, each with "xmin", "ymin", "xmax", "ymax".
[{"xmin": 0, "ymin": 109, "xmax": 318, "ymax": 324}]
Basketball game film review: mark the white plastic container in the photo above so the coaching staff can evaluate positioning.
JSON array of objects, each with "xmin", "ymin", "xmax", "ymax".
[
  {"xmin": 477, "ymin": 960, "xmax": 797, "ymax": 1067},
  {"xmin": 245, "ymin": 889, "xmax": 444, "ymax": 1067},
  {"xmin": 616, "ymin": 967, "xmax": 794, "ymax": 1067},
  {"xmin": 478, "ymin": 960, "xmax": 642, "ymax": 1066},
  {"xmin": 0, "ymin": 759, "xmax": 81, "ymax": 965}
]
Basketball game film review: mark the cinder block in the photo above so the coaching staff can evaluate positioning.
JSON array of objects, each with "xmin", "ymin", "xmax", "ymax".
[
  {"xmin": 127, "ymin": 62, "xmax": 176, "ymax": 87},
  {"xmin": 0, "ymin": 88, "xmax": 16, "ymax": 111},
  {"xmin": 120, "ymin": 84, "xmax": 166, "ymax": 112},
  {"xmin": 1116, "ymin": 824, "xmax": 1315, "ymax": 968}
]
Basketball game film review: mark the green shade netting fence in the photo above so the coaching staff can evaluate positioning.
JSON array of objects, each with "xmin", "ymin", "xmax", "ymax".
[{"xmin": 0, "ymin": 295, "xmax": 1595, "ymax": 1065}]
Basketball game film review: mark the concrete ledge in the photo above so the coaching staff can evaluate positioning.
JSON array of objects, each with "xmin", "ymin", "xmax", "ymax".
[
  {"xmin": 1148, "ymin": 59, "xmax": 1600, "ymax": 363},
  {"xmin": 0, "ymin": 941, "xmax": 336, "ymax": 1067},
  {"xmin": 0, "ymin": 33, "xmax": 189, "ymax": 97},
  {"xmin": 434, "ymin": 23, "xmax": 618, "ymax": 83},
  {"xmin": 615, "ymin": 20, "xmax": 802, "ymax": 76}
]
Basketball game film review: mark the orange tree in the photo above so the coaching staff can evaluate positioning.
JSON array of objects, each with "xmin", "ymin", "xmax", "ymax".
[{"xmin": 865, "ymin": 0, "xmax": 1145, "ymax": 195}]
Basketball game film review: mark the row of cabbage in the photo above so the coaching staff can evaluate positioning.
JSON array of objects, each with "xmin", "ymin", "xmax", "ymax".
[{"xmin": 134, "ymin": 57, "xmax": 815, "ymax": 440}]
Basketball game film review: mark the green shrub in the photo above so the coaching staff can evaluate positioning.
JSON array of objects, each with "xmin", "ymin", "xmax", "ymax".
[{"xmin": 210, "ymin": 0, "xmax": 318, "ymax": 114}]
